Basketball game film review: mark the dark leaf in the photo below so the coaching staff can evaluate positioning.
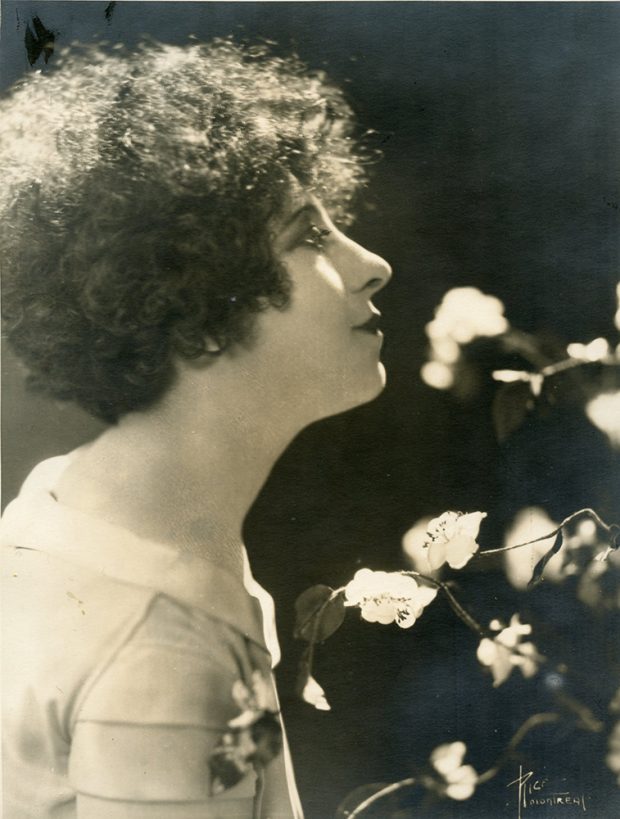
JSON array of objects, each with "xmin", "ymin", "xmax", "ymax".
[
  {"xmin": 528, "ymin": 531, "xmax": 563, "ymax": 587},
  {"xmin": 492, "ymin": 381, "xmax": 533, "ymax": 443},
  {"xmin": 294, "ymin": 584, "xmax": 345, "ymax": 642},
  {"xmin": 250, "ymin": 712, "xmax": 283, "ymax": 766},
  {"xmin": 104, "ymin": 2, "xmax": 116, "ymax": 22}
]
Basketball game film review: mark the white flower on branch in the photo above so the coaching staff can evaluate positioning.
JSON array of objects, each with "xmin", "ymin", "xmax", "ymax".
[
  {"xmin": 402, "ymin": 517, "xmax": 440, "ymax": 575},
  {"xmin": 585, "ymin": 391, "xmax": 620, "ymax": 449},
  {"xmin": 421, "ymin": 287, "xmax": 509, "ymax": 390},
  {"xmin": 430, "ymin": 741, "xmax": 478, "ymax": 800},
  {"xmin": 492, "ymin": 369, "xmax": 544, "ymax": 397},
  {"xmin": 476, "ymin": 615, "xmax": 542, "ymax": 687},
  {"xmin": 300, "ymin": 675, "xmax": 331, "ymax": 712},
  {"xmin": 344, "ymin": 568, "xmax": 437, "ymax": 628},
  {"xmin": 427, "ymin": 287, "xmax": 509, "ymax": 345},
  {"xmin": 423, "ymin": 510, "xmax": 487, "ymax": 570},
  {"xmin": 566, "ymin": 337, "xmax": 610, "ymax": 362}
]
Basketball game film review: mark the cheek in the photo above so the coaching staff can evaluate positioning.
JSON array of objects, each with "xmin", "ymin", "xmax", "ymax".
[{"xmin": 315, "ymin": 256, "xmax": 346, "ymax": 295}]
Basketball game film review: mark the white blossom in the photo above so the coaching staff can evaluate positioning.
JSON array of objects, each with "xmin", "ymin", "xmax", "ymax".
[
  {"xmin": 430, "ymin": 741, "xmax": 478, "ymax": 800},
  {"xmin": 428, "ymin": 287, "xmax": 509, "ymax": 345},
  {"xmin": 301, "ymin": 675, "xmax": 331, "ymax": 712},
  {"xmin": 424, "ymin": 511, "xmax": 487, "ymax": 570},
  {"xmin": 402, "ymin": 517, "xmax": 438, "ymax": 574},
  {"xmin": 586, "ymin": 391, "xmax": 620, "ymax": 449},
  {"xmin": 421, "ymin": 287, "xmax": 509, "ymax": 390},
  {"xmin": 566, "ymin": 337, "xmax": 610, "ymax": 362},
  {"xmin": 344, "ymin": 568, "xmax": 437, "ymax": 628},
  {"xmin": 477, "ymin": 615, "xmax": 541, "ymax": 687}
]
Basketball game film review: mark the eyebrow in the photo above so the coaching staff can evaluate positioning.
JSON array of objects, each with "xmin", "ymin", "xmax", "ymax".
[{"xmin": 279, "ymin": 202, "xmax": 320, "ymax": 232}]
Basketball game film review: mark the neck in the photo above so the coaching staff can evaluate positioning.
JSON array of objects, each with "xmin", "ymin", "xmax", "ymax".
[{"xmin": 55, "ymin": 355, "xmax": 309, "ymax": 575}]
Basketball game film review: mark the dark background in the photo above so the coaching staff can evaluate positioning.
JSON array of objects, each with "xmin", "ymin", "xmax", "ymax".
[{"xmin": 2, "ymin": 3, "xmax": 619, "ymax": 817}]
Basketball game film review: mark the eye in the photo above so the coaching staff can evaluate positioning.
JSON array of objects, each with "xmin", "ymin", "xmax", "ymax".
[{"xmin": 303, "ymin": 223, "xmax": 332, "ymax": 252}]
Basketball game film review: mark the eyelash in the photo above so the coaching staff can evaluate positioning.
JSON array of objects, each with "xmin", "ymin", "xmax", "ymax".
[{"xmin": 303, "ymin": 223, "xmax": 332, "ymax": 251}]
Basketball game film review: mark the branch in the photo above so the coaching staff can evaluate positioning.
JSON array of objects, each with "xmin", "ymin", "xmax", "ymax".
[
  {"xmin": 477, "ymin": 508, "xmax": 618, "ymax": 557},
  {"xmin": 402, "ymin": 571, "xmax": 487, "ymax": 637},
  {"xmin": 346, "ymin": 777, "xmax": 417, "ymax": 818},
  {"xmin": 476, "ymin": 713, "xmax": 561, "ymax": 784}
]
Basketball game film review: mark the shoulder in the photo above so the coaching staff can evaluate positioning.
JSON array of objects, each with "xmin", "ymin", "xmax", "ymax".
[
  {"xmin": 74, "ymin": 593, "xmax": 250, "ymax": 731},
  {"xmin": 69, "ymin": 593, "xmax": 264, "ymax": 805}
]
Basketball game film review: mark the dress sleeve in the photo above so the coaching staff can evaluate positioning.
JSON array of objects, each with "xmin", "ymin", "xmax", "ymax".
[{"xmin": 69, "ymin": 595, "xmax": 258, "ymax": 819}]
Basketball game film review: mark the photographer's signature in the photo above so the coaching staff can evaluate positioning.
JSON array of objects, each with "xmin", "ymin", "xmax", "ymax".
[{"xmin": 508, "ymin": 766, "xmax": 588, "ymax": 819}]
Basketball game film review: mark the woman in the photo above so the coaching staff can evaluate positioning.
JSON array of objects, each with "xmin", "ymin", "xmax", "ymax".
[{"xmin": 0, "ymin": 39, "xmax": 391, "ymax": 818}]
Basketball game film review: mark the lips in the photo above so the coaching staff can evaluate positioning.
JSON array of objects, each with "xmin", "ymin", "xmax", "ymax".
[{"xmin": 353, "ymin": 314, "xmax": 382, "ymax": 334}]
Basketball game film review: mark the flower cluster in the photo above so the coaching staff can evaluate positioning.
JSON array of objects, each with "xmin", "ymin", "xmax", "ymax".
[
  {"xmin": 430, "ymin": 741, "xmax": 478, "ymax": 800},
  {"xmin": 421, "ymin": 287, "xmax": 509, "ymax": 390},
  {"xmin": 423, "ymin": 511, "xmax": 487, "ymax": 571},
  {"xmin": 209, "ymin": 671, "xmax": 282, "ymax": 794},
  {"xmin": 344, "ymin": 568, "xmax": 437, "ymax": 628},
  {"xmin": 477, "ymin": 615, "xmax": 541, "ymax": 687}
]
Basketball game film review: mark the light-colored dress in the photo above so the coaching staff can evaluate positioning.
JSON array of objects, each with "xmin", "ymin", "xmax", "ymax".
[{"xmin": 1, "ymin": 455, "xmax": 303, "ymax": 819}]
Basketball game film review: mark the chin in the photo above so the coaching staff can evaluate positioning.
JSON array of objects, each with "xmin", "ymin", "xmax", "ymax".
[
  {"xmin": 359, "ymin": 362, "xmax": 387, "ymax": 404},
  {"xmin": 317, "ymin": 363, "xmax": 387, "ymax": 420}
]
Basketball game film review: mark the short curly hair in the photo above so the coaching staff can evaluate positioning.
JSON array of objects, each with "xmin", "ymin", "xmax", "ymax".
[{"xmin": 0, "ymin": 38, "xmax": 367, "ymax": 422}]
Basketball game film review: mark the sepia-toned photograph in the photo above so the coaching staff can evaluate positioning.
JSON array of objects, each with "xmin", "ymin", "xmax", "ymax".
[{"xmin": 1, "ymin": 2, "xmax": 619, "ymax": 817}]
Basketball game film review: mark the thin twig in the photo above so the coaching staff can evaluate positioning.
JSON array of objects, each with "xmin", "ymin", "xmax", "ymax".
[
  {"xmin": 346, "ymin": 777, "xmax": 417, "ymax": 818},
  {"xmin": 478, "ymin": 508, "xmax": 615, "ymax": 557},
  {"xmin": 403, "ymin": 571, "xmax": 487, "ymax": 637},
  {"xmin": 476, "ymin": 713, "xmax": 561, "ymax": 784}
]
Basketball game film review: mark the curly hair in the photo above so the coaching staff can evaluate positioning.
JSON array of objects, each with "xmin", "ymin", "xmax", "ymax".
[{"xmin": 0, "ymin": 38, "xmax": 367, "ymax": 422}]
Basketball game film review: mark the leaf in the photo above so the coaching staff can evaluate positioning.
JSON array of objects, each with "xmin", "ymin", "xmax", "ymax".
[
  {"xmin": 528, "ymin": 531, "xmax": 563, "ymax": 587},
  {"xmin": 294, "ymin": 584, "xmax": 345, "ymax": 642},
  {"xmin": 492, "ymin": 382, "xmax": 533, "ymax": 443}
]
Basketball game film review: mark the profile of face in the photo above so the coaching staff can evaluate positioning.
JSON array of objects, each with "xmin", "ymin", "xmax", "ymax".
[{"xmin": 248, "ymin": 195, "xmax": 392, "ymax": 423}]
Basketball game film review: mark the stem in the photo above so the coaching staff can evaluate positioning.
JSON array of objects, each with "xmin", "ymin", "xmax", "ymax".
[
  {"xmin": 402, "ymin": 571, "xmax": 487, "ymax": 637},
  {"xmin": 476, "ymin": 713, "xmax": 561, "ymax": 784},
  {"xmin": 346, "ymin": 777, "xmax": 417, "ymax": 818},
  {"xmin": 299, "ymin": 588, "xmax": 346, "ymax": 693},
  {"xmin": 477, "ymin": 508, "xmax": 616, "ymax": 557},
  {"xmin": 501, "ymin": 329, "xmax": 554, "ymax": 370},
  {"xmin": 541, "ymin": 353, "xmax": 619, "ymax": 378}
]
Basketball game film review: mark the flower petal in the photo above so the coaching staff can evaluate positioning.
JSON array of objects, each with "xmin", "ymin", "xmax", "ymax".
[
  {"xmin": 428, "ymin": 541, "xmax": 448, "ymax": 570},
  {"xmin": 445, "ymin": 533, "xmax": 479, "ymax": 569},
  {"xmin": 395, "ymin": 608, "xmax": 417, "ymax": 628},
  {"xmin": 301, "ymin": 675, "xmax": 331, "ymax": 711},
  {"xmin": 431, "ymin": 741, "xmax": 466, "ymax": 775}
]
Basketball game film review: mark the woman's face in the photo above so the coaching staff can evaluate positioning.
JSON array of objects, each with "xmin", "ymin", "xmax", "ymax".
[{"xmin": 253, "ymin": 194, "xmax": 392, "ymax": 422}]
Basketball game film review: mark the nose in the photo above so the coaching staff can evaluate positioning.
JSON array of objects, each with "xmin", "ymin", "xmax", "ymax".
[{"xmin": 340, "ymin": 235, "xmax": 393, "ymax": 295}]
